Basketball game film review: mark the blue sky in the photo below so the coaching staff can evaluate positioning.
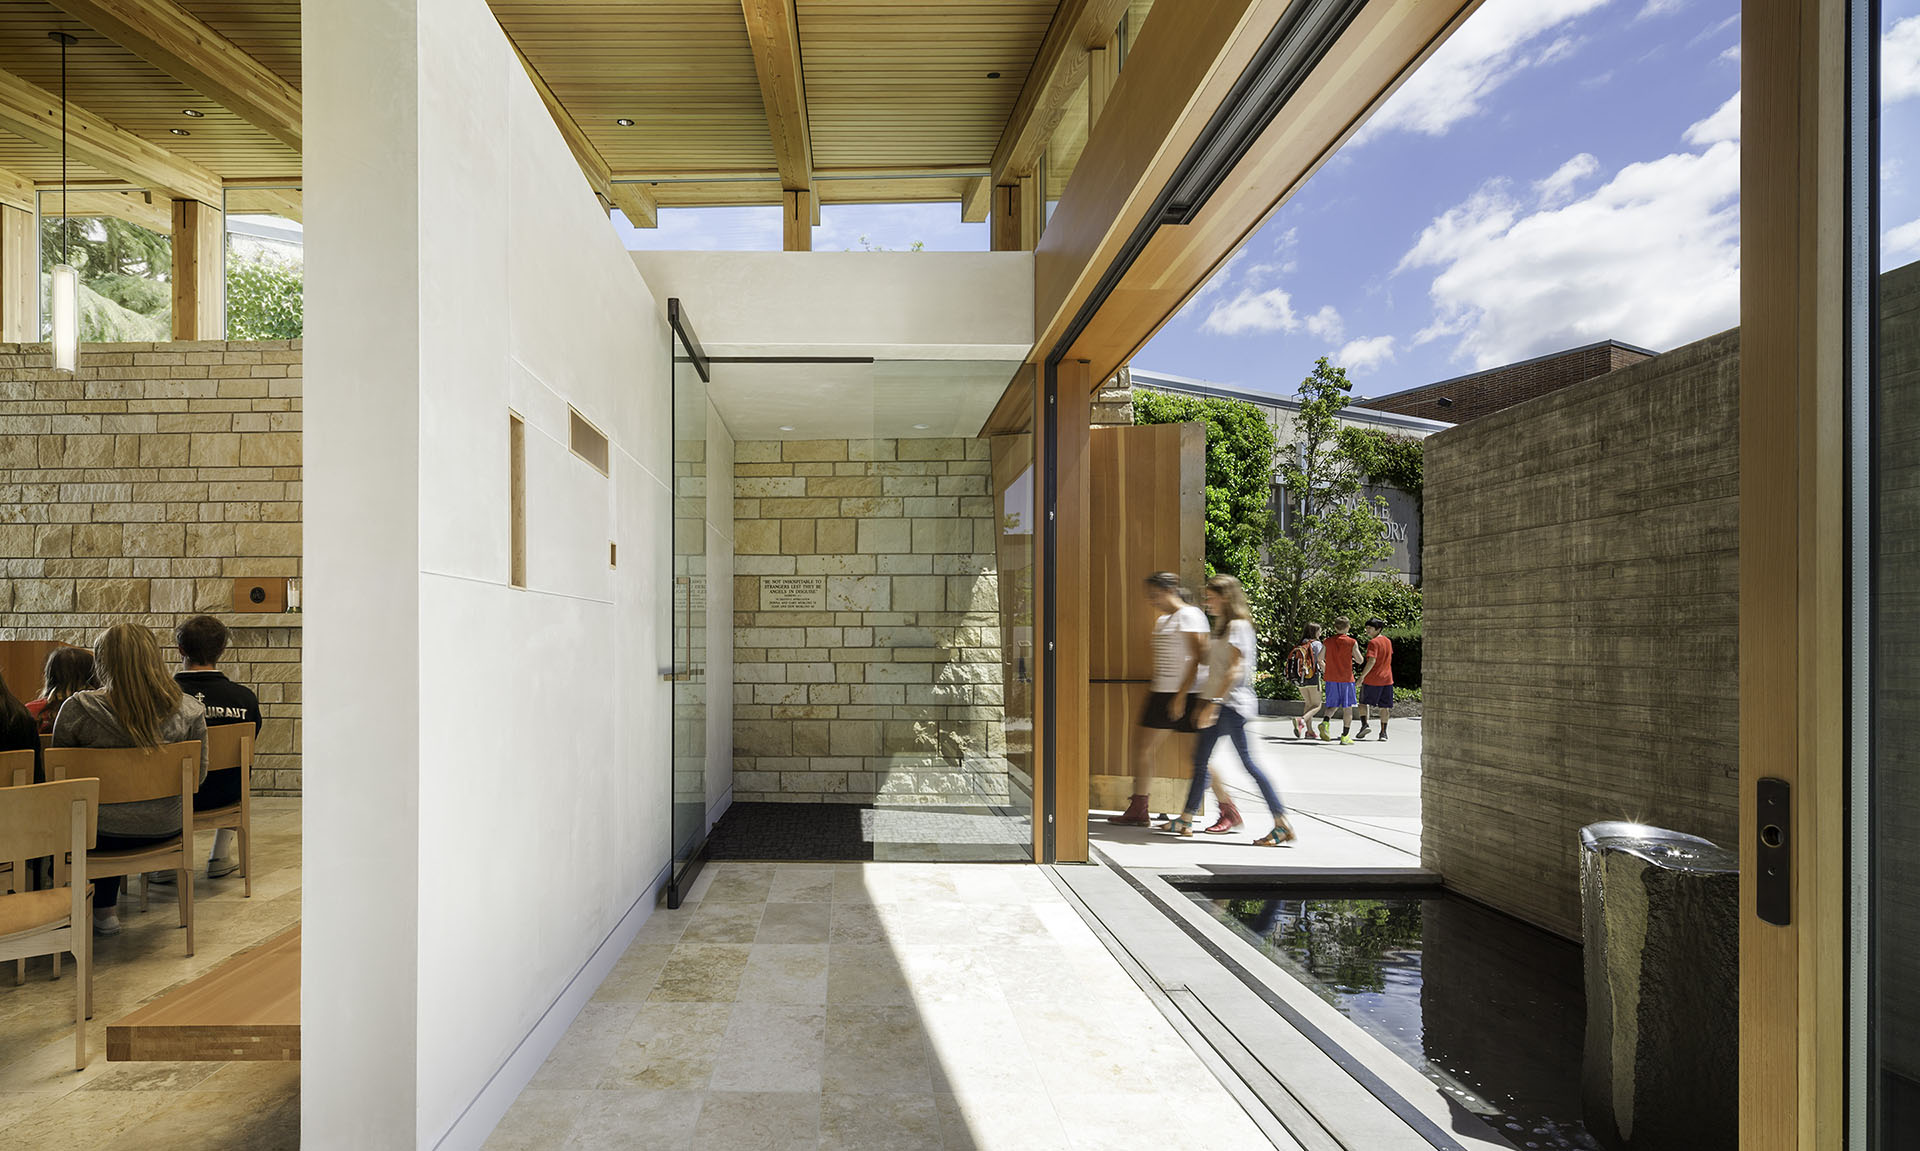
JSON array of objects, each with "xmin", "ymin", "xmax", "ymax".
[{"xmin": 620, "ymin": 0, "xmax": 1920, "ymax": 403}]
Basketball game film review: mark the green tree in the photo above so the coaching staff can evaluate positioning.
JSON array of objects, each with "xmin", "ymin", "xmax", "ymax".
[
  {"xmin": 226, "ymin": 254, "xmax": 304, "ymax": 340},
  {"xmin": 40, "ymin": 215, "xmax": 173, "ymax": 339},
  {"xmin": 1263, "ymin": 358, "xmax": 1393, "ymax": 654},
  {"xmin": 1132, "ymin": 388, "xmax": 1276, "ymax": 584}
]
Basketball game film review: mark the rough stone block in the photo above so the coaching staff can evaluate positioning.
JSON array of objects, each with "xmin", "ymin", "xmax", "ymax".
[
  {"xmin": 736, "ymin": 519, "xmax": 781, "ymax": 555},
  {"xmin": 735, "ymin": 554, "xmax": 796, "ymax": 575},
  {"xmin": 826, "ymin": 575, "xmax": 890, "ymax": 611},
  {"xmin": 807, "ymin": 477, "xmax": 881, "ymax": 498},
  {"xmin": 876, "ymin": 554, "xmax": 933, "ymax": 575},
  {"xmin": 903, "ymin": 497, "xmax": 959, "ymax": 519},
  {"xmin": 72, "ymin": 524, "xmax": 123, "ymax": 558},
  {"xmin": 123, "ymin": 522, "xmax": 185, "ymax": 557},
  {"xmin": 782, "ymin": 440, "xmax": 848, "ymax": 462},
  {"xmin": 937, "ymin": 474, "xmax": 988, "ymax": 497},
  {"xmin": 881, "ymin": 475, "xmax": 939, "ymax": 497},
  {"xmin": 912, "ymin": 520, "xmax": 974, "ymax": 555},
  {"xmin": 857, "ymin": 519, "xmax": 912, "ymax": 554},
  {"xmin": 239, "ymin": 433, "xmax": 300, "ymax": 467},
  {"xmin": 11, "ymin": 579, "xmax": 74, "ymax": 612},
  {"xmin": 839, "ymin": 497, "xmax": 903, "ymax": 519},
  {"xmin": 892, "ymin": 576, "xmax": 947, "ymax": 612},
  {"xmin": 76, "ymin": 578, "xmax": 149, "ymax": 613},
  {"xmin": 235, "ymin": 521, "xmax": 300, "ymax": 556},
  {"xmin": 796, "ymin": 554, "xmax": 875, "ymax": 576},
  {"xmin": 736, "ymin": 476, "xmax": 807, "ymax": 498},
  {"xmin": 846, "ymin": 439, "xmax": 896, "ymax": 461},
  {"xmin": 814, "ymin": 519, "xmax": 856, "ymax": 554},
  {"xmin": 735, "ymin": 441, "xmax": 783, "ymax": 463},
  {"xmin": 781, "ymin": 520, "xmax": 816, "ymax": 555},
  {"xmin": 760, "ymin": 498, "xmax": 841, "ymax": 519},
  {"xmin": 897, "ymin": 439, "xmax": 963, "ymax": 461}
]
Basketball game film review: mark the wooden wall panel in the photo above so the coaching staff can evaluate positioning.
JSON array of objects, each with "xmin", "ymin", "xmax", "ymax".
[
  {"xmin": 1036, "ymin": 359, "xmax": 1093, "ymax": 862},
  {"xmin": 1085, "ymin": 419, "xmax": 1205, "ymax": 813},
  {"xmin": 1423, "ymin": 330, "xmax": 1741, "ymax": 940},
  {"xmin": 0, "ymin": 202, "xmax": 32, "ymax": 343}
]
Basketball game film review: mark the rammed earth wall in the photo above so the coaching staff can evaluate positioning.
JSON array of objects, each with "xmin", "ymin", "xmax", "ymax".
[
  {"xmin": 0, "ymin": 340, "xmax": 304, "ymax": 795},
  {"xmin": 732, "ymin": 437, "xmax": 1007, "ymax": 805},
  {"xmin": 1422, "ymin": 328, "xmax": 1740, "ymax": 940}
]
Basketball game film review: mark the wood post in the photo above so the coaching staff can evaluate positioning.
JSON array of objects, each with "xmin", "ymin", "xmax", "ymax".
[
  {"xmin": 1088, "ymin": 44, "xmax": 1118, "ymax": 132},
  {"xmin": 991, "ymin": 178, "xmax": 1039, "ymax": 252},
  {"xmin": 0, "ymin": 203, "xmax": 32, "ymax": 343},
  {"xmin": 1037, "ymin": 358, "xmax": 1092, "ymax": 862},
  {"xmin": 782, "ymin": 188, "xmax": 812, "ymax": 251},
  {"xmin": 1737, "ymin": 0, "xmax": 1848, "ymax": 1145},
  {"xmin": 170, "ymin": 198, "xmax": 223, "ymax": 340}
]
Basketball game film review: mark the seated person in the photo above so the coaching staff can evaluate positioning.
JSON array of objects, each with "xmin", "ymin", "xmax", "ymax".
[
  {"xmin": 0, "ymin": 668, "xmax": 43, "ymax": 785},
  {"xmin": 171, "ymin": 615, "xmax": 261, "ymax": 881},
  {"xmin": 49, "ymin": 623, "xmax": 208, "ymax": 936},
  {"xmin": 28, "ymin": 646, "xmax": 95, "ymax": 736}
]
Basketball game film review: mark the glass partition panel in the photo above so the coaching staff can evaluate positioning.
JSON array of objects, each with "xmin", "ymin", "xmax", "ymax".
[
  {"xmin": 710, "ymin": 357, "xmax": 1032, "ymax": 860},
  {"xmin": 37, "ymin": 188, "xmax": 172, "ymax": 341},
  {"xmin": 223, "ymin": 186, "xmax": 304, "ymax": 340},
  {"xmin": 668, "ymin": 307, "xmax": 710, "ymax": 905}
]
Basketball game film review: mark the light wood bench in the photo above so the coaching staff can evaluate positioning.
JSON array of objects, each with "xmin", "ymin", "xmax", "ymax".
[{"xmin": 107, "ymin": 924, "xmax": 299, "ymax": 1062}]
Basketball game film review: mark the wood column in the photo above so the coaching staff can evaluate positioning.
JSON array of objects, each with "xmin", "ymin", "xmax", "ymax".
[
  {"xmin": 1087, "ymin": 44, "xmax": 1118, "ymax": 131},
  {"xmin": 170, "ymin": 198, "xmax": 223, "ymax": 340},
  {"xmin": 1737, "ymin": 0, "xmax": 1848, "ymax": 1145},
  {"xmin": 0, "ymin": 202, "xmax": 32, "ymax": 343},
  {"xmin": 782, "ymin": 189, "xmax": 812, "ymax": 251},
  {"xmin": 1037, "ymin": 358, "xmax": 1092, "ymax": 862},
  {"xmin": 991, "ymin": 178, "xmax": 1039, "ymax": 252}
]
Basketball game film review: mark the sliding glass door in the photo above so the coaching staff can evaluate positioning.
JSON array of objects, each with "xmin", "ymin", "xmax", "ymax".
[{"xmin": 668, "ymin": 301, "xmax": 710, "ymax": 906}]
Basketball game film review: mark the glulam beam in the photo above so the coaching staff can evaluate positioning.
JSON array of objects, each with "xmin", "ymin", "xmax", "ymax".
[
  {"xmin": 740, "ymin": 0, "xmax": 818, "ymax": 217},
  {"xmin": 0, "ymin": 64, "xmax": 222, "ymax": 206}
]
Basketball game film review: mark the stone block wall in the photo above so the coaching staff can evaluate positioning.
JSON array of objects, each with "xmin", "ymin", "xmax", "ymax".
[
  {"xmin": 732, "ymin": 437, "xmax": 1007, "ymax": 805},
  {"xmin": 1423, "ymin": 329, "xmax": 1740, "ymax": 939},
  {"xmin": 0, "ymin": 340, "xmax": 304, "ymax": 794}
]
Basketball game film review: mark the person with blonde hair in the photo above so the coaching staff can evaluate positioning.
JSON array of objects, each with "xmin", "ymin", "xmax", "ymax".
[
  {"xmin": 1162, "ymin": 575, "xmax": 1297, "ymax": 847},
  {"xmin": 49, "ymin": 623, "xmax": 208, "ymax": 935}
]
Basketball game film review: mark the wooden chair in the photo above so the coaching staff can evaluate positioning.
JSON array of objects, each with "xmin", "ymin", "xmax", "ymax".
[
  {"xmin": 1, "ymin": 749, "xmax": 36, "ymax": 899},
  {"xmin": 44, "ymin": 741, "xmax": 200, "ymax": 957},
  {"xmin": 193, "ymin": 724, "xmax": 255, "ymax": 897},
  {"xmin": 0, "ymin": 779, "xmax": 99, "ymax": 1069}
]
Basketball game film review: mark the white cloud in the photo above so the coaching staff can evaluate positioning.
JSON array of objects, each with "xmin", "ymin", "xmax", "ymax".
[
  {"xmin": 1889, "ymin": 217, "xmax": 1920, "ymax": 263},
  {"xmin": 1684, "ymin": 91, "xmax": 1740, "ymax": 146},
  {"xmin": 1719, "ymin": 44, "xmax": 1740, "ymax": 65},
  {"xmin": 1354, "ymin": 0, "xmax": 1615, "ymax": 143},
  {"xmin": 1305, "ymin": 305, "xmax": 1345, "ymax": 341},
  {"xmin": 1335, "ymin": 336, "xmax": 1398, "ymax": 373},
  {"xmin": 1887, "ymin": 16, "xmax": 1920, "ymax": 104},
  {"xmin": 1202, "ymin": 288, "xmax": 1300, "ymax": 335},
  {"xmin": 1398, "ymin": 104, "xmax": 1741, "ymax": 368},
  {"xmin": 1635, "ymin": 0, "xmax": 1686, "ymax": 21},
  {"xmin": 1535, "ymin": 153, "xmax": 1600, "ymax": 207}
]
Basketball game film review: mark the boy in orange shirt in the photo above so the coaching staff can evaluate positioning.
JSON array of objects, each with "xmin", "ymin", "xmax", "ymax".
[
  {"xmin": 1358, "ymin": 617, "xmax": 1395, "ymax": 740},
  {"xmin": 1321, "ymin": 617, "xmax": 1360, "ymax": 744}
]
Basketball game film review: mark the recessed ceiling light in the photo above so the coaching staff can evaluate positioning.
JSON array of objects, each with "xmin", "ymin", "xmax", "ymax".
[
  {"xmin": 181, "ymin": 108, "xmax": 203, "ymax": 117},
  {"xmin": 912, "ymin": 423, "xmax": 930, "ymax": 430},
  {"xmin": 615, "ymin": 118, "xmax": 635, "ymax": 126},
  {"xmin": 986, "ymin": 72, "xmax": 1001, "ymax": 79},
  {"xmin": 170, "ymin": 128, "xmax": 190, "ymax": 136},
  {"xmin": 778, "ymin": 425, "xmax": 796, "ymax": 432}
]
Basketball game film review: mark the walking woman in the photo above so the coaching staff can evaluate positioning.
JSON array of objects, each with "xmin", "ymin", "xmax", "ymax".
[
  {"xmin": 49, "ymin": 623, "xmax": 208, "ymax": 935},
  {"xmin": 1108, "ymin": 573, "xmax": 1238, "ymax": 830},
  {"xmin": 1163, "ymin": 576, "xmax": 1297, "ymax": 846}
]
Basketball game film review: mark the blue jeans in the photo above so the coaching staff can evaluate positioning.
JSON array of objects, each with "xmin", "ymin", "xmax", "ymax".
[{"xmin": 1183, "ymin": 705, "xmax": 1287, "ymax": 819}]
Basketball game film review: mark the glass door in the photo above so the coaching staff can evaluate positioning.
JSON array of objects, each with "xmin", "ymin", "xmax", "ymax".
[{"xmin": 667, "ymin": 300, "xmax": 710, "ymax": 907}]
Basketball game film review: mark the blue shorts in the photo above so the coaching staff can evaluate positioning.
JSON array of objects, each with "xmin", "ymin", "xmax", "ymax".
[
  {"xmin": 1361, "ymin": 683, "xmax": 1395, "ymax": 708},
  {"xmin": 1324, "ymin": 681, "xmax": 1357, "ymax": 709}
]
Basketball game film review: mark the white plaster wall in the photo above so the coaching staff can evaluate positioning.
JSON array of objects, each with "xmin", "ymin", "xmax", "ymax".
[
  {"xmin": 304, "ymin": 0, "xmax": 423, "ymax": 1141},
  {"xmin": 706, "ymin": 401, "xmax": 736, "ymax": 820},
  {"xmin": 629, "ymin": 251, "xmax": 1034, "ymax": 359},
  {"xmin": 307, "ymin": 0, "xmax": 692, "ymax": 1145}
]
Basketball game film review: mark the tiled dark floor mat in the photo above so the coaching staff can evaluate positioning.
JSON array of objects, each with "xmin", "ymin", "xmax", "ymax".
[{"xmin": 705, "ymin": 802, "xmax": 1030, "ymax": 862}]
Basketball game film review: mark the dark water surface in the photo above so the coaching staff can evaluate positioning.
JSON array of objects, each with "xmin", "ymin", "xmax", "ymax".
[{"xmin": 1192, "ymin": 889, "xmax": 1600, "ymax": 1151}]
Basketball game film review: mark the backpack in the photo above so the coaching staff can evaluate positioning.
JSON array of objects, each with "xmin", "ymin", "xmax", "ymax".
[{"xmin": 1286, "ymin": 642, "xmax": 1315, "ymax": 685}]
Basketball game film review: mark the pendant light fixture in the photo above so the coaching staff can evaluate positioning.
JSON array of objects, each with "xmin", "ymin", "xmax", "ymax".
[{"xmin": 48, "ymin": 30, "xmax": 79, "ymax": 373}]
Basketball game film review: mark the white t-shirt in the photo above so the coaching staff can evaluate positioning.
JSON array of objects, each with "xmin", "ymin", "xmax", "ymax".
[
  {"xmin": 1151, "ymin": 604, "xmax": 1210, "ymax": 692},
  {"xmin": 1204, "ymin": 618, "xmax": 1260, "ymax": 718}
]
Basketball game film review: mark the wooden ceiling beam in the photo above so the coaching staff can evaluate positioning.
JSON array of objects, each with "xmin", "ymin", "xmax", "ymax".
[
  {"xmin": 224, "ymin": 185, "xmax": 302, "ymax": 223},
  {"xmin": 961, "ymin": 176, "xmax": 991, "ymax": 223},
  {"xmin": 0, "ymin": 65, "xmax": 223, "ymax": 206},
  {"xmin": 45, "ymin": 0, "xmax": 302, "ymax": 151},
  {"xmin": 508, "ymin": 36, "xmax": 657, "ymax": 227},
  {"xmin": 0, "ymin": 166, "xmax": 32, "ymax": 214},
  {"xmin": 62, "ymin": 188, "xmax": 172, "ymax": 233},
  {"xmin": 739, "ymin": 0, "xmax": 817, "ymax": 210},
  {"xmin": 989, "ymin": 0, "xmax": 1130, "ymax": 188}
]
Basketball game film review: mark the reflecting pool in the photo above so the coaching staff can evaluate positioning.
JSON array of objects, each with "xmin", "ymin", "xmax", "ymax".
[{"xmin": 1191, "ymin": 888, "xmax": 1598, "ymax": 1151}]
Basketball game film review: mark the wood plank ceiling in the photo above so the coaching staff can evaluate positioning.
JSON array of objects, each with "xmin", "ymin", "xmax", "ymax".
[{"xmin": 0, "ymin": 0, "xmax": 1067, "ymax": 222}]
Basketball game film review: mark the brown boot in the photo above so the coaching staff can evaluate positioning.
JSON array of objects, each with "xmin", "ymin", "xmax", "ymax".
[
  {"xmin": 1107, "ymin": 794, "xmax": 1152, "ymax": 825},
  {"xmin": 1201, "ymin": 799, "xmax": 1244, "ymax": 835}
]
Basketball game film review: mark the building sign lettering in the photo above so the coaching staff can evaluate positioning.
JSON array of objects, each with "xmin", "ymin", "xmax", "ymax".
[{"xmin": 762, "ymin": 576, "xmax": 826, "ymax": 611}]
